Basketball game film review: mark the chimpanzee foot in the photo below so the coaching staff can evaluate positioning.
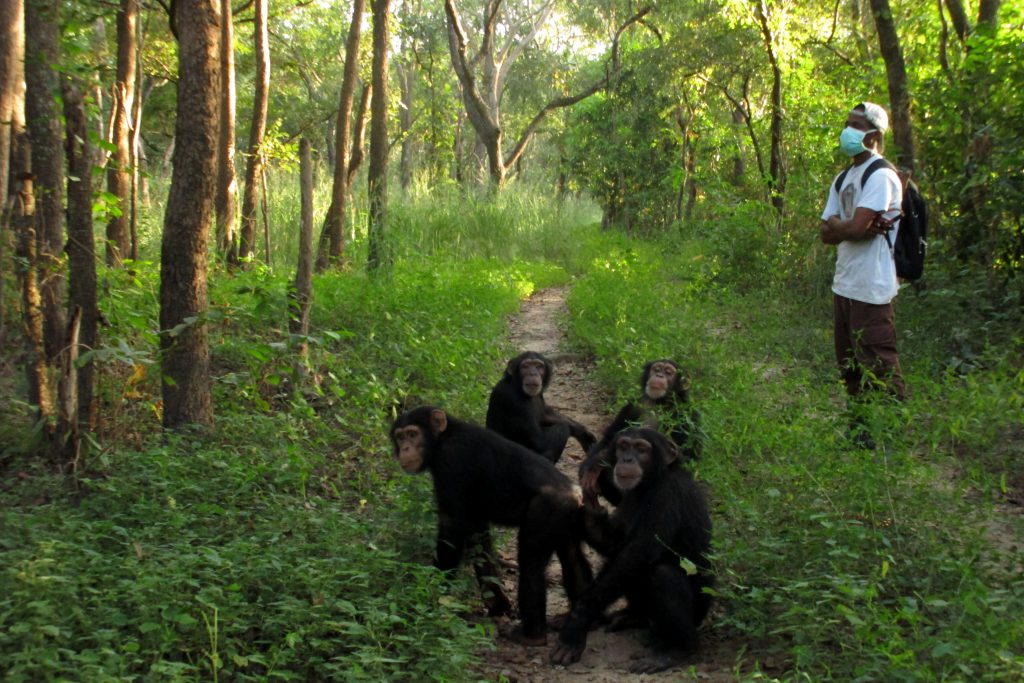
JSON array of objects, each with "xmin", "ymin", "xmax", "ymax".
[
  {"xmin": 627, "ymin": 650, "xmax": 684, "ymax": 674},
  {"xmin": 508, "ymin": 627, "xmax": 547, "ymax": 647}
]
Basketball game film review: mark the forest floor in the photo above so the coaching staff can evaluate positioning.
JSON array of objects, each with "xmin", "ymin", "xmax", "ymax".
[{"xmin": 476, "ymin": 286, "xmax": 747, "ymax": 683}]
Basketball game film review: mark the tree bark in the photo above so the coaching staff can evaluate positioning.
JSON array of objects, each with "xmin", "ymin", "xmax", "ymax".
[
  {"xmin": 942, "ymin": 0, "xmax": 970, "ymax": 42},
  {"xmin": 216, "ymin": 0, "xmax": 239, "ymax": 263},
  {"xmin": 290, "ymin": 138, "xmax": 313, "ymax": 358},
  {"xmin": 315, "ymin": 0, "xmax": 365, "ymax": 271},
  {"xmin": 869, "ymin": 0, "xmax": 916, "ymax": 171},
  {"xmin": 753, "ymin": 0, "xmax": 786, "ymax": 215},
  {"xmin": 398, "ymin": 60, "xmax": 414, "ymax": 192},
  {"xmin": 0, "ymin": 0, "xmax": 24, "ymax": 348},
  {"xmin": 24, "ymin": 0, "xmax": 65, "ymax": 360},
  {"xmin": 105, "ymin": 0, "xmax": 137, "ymax": 266},
  {"xmin": 238, "ymin": 0, "xmax": 269, "ymax": 262},
  {"xmin": 160, "ymin": 0, "xmax": 220, "ymax": 430},
  {"xmin": 366, "ymin": 0, "xmax": 391, "ymax": 273},
  {"xmin": 63, "ymin": 81, "xmax": 98, "ymax": 436}
]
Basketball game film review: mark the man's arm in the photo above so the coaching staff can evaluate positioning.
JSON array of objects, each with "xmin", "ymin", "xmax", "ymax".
[{"xmin": 820, "ymin": 206, "xmax": 881, "ymax": 245}]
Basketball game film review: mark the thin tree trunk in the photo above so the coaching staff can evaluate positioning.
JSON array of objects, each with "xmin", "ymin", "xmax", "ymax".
[
  {"xmin": 366, "ymin": 0, "xmax": 391, "ymax": 272},
  {"xmin": 216, "ymin": 0, "xmax": 238, "ymax": 263},
  {"xmin": 160, "ymin": 0, "xmax": 220, "ymax": 430},
  {"xmin": 943, "ymin": 0, "xmax": 970, "ymax": 41},
  {"xmin": 261, "ymin": 165, "xmax": 270, "ymax": 267},
  {"xmin": 398, "ymin": 61, "xmax": 414, "ymax": 192},
  {"xmin": 63, "ymin": 81, "xmax": 98, "ymax": 437},
  {"xmin": 105, "ymin": 0, "xmax": 137, "ymax": 265},
  {"xmin": 130, "ymin": 11, "xmax": 144, "ymax": 260},
  {"xmin": 315, "ymin": 0, "xmax": 365, "ymax": 271},
  {"xmin": 24, "ymin": 0, "xmax": 65, "ymax": 361},
  {"xmin": 754, "ymin": 0, "xmax": 786, "ymax": 215},
  {"xmin": 238, "ymin": 0, "xmax": 269, "ymax": 262},
  {"xmin": 0, "ymin": 0, "xmax": 24, "ymax": 348},
  {"xmin": 290, "ymin": 138, "xmax": 314, "ymax": 357},
  {"xmin": 14, "ymin": 171, "xmax": 54, "ymax": 431},
  {"xmin": 57, "ymin": 307, "xmax": 82, "ymax": 471},
  {"xmin": 869, "ymin": 0, "xmax": 916, "ymax": 171}
]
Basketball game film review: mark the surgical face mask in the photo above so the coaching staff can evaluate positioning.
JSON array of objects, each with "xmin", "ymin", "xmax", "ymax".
[{"xmin": 839, "ymin": 126, "xmax": 875, "ymax": 156}]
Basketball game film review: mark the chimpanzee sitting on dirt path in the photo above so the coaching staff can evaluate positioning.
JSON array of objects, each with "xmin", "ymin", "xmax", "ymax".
[
  {"xmin": 486, "ymin": 351, "xmax": 596, "ymax": 464},
  {"xmin": 390, "ymin": 406, "xmax": 593, "ymax": 644},
  {"xmin": 551, "ymin": 428, "xmax": 713, "ymax": 673},
  {"xmin": 580, "ymin": 359, "xmax": 703, "ymax": 507}
]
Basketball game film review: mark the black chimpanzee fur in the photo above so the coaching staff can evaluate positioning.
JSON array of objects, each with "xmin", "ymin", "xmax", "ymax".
[
  {"xmin": 553, "ymin": 428, "xmax": 713, "ymax": 673},
  {"xmin": 486, "ymin": 351, "xmax": 596, "ymax": 464},
  {"xmin": 391, "ymin": 406, "xmax": 593, "ymax": 643}
]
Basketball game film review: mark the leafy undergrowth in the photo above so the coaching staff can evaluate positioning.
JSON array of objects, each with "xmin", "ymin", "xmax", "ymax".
[
  {"xmin": 2, "ymin": 187, "xmax": 1022, "ymax": 681},
  {"xmin": 0, "ymin": 250, "xmax": 572, "ymax": 682},
  {"xmin": 565, "ymin": 235, "xmax": 1024, "ymax": 681}
]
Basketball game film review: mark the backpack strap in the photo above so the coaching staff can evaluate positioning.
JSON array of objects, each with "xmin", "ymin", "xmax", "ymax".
[
  {"xmin": 832, "ymin": 157, "xmax": 896, "ymax": 194},
  {"xmin": 860, "ymin": 158, "xmax": 896, "ymax": 188}
]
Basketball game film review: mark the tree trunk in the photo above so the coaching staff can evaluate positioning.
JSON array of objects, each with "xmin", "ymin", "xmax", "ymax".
[
  {"xmin": 290, "ymin": 138, "xmax": 313, "ymax": 358},
  {"xmin": 160, "ymin": 0, "xmax": 220, "ymax": 430},
  {"xmin": 315, "ymin": 0, "xmax": 365, "ymax": 271},
  {"xmin": 943, "ymin": 0, "xmax": 970, "ymax": 42},
  {"xmin": 366, "ymin": 0, "xmax": 391, "ymax": 273},
  {"xmin": 105, "ymin": 0, "xmax": 137, "ymax": 266},
  {"xmin": 0, "ymin": 0, "xmax": 22, "ymax": 215},
  {"xmin": 238, "ymin": 0, "xmax": 269, "ymax": 262},
  {"xmin": 24, "ymin": 0, "xmax": 65, "ymax": 361},
  {"xmin": 869, "ymin": 0, "xmax": 916, "ymax": 171},
  {"xmin": 754, "ymin": 0, "xmax": 786, "ymax": 215},
  {"xmin": 216, "ymin": 0, "xmax": 238, "ymax": 263},
  {"xmin": 0, "ymin": 0, "xmax": 24, "ymax": 347},
  {"xmin": 398, "ymin": 61, "xmax": 414, "ymax": 192},
  {"xmin": 63, "ymin": 81, "xmax": 98, "ymax": 436}
]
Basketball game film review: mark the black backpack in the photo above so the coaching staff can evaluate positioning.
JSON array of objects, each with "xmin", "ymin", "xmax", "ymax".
[{"xmin": 833, "ymin": 159, "xmax": 928, "ymax": 281}]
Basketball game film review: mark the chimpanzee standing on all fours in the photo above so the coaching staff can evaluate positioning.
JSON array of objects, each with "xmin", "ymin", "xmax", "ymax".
[
  {"xmin": 390, "ymin": 406, "xmax": 593, "ymax": 644},
  {"xmin": 487, "ymin": 351, "xmax": 596, "ymax": 464}
]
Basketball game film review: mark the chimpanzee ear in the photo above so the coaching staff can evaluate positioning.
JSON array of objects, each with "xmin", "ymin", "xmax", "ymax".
[
  {"xmin": 504, "ymin": 358, "xmax": 518, "ymax": 377},
  {"xmin": 662, "ymin": 439, "xmax": 680, "ymax": 465},
  {"xmin": 429, "ymin": 409, "xmax": 448, "ymax": 434},
  {"xmin": 680, "ymin": 375, "xmax": 692, "ymax": 391}
]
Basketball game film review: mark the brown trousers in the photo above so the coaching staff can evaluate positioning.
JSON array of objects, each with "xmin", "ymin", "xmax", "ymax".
[{"xmin": 833, "ymin": 294, "xmax": 906, "ymax": 400}]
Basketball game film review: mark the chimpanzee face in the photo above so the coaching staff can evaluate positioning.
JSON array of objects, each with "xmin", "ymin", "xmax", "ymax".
[
  {"xmin": 518, "ymin": 358, "xmax": 547, "ymax": 397},
  {"xmin": 391, "ymin": 408, "xmax": 448, "ymax": 473},
  {"xmin": 392, "ymin": 425, "xmax": 427, "ymax": 473},
  {"xmin": 644, "ymin": 361, "xmax": 679, "ymax": 401},
  {"xmin": 612, "ymin": 435, "xmax": 653, "ymax": 492}
]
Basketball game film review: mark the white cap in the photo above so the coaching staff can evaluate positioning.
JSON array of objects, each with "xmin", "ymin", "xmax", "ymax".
[{"xmin": 854, "ymin": 102, "xmax": 889, "ymax": 133}]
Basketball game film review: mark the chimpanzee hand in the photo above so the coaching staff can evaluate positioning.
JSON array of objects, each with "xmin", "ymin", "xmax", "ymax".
[
  {"xmin": 549, "ymin": 627, "xmax": 587, "ymax": 665},
  {"xmin": 579, "ymin": 466, "xmax": 602, "ymax": 508}
]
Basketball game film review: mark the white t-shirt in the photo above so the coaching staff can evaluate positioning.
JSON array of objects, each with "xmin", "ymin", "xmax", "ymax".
[{"xmin": 821, "ymin": 154, "xmax": 903, "ymax": 304}]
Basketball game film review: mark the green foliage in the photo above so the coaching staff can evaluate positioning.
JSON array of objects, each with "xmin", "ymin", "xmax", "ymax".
[
  {"xmin": 566, "ymin": 230, "xmax": 1024, "ymax": 681},
  {"xmin": 1, "ymin": 185, "xmax": 595, "ymax": 682}
]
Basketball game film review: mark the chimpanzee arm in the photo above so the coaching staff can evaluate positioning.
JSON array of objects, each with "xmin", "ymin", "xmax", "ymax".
[
  {"xmin": 578, "ymin": 404, "xmax": 641, "ymax": 506},
  {"xmin": 433, "ymin": 510, "xmax": 475, "ymax": 572},
  {"xmin": 552, "ymin": 534, "xmax": 657, "ymax": 665},
  {"xmin": 542, "ymin": 405, "xmax": 597, "ymax": 451},
  {"xmin": 486, "ymin": 384, "xmax": 547, "ymax": 453},
  {"xmin": 579, "ymin": 506, "xmax": 616, "ymax": 555}
]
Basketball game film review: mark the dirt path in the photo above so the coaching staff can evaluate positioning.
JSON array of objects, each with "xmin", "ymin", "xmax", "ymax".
[{"xmin": 478, "ymin": 287, "xmax": 740, "ymax": 682}]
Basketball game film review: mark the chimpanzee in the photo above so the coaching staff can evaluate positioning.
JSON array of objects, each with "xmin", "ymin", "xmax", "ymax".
[
  {"xmin": 486, "ymin": 351, "xmax": 597, "ymax": 464},
  {"xmin": 580, "ymin": 359, "xmax": 703, "ymax": 507},
  {"xmin": 390, "ymin": 406, "xmax": 594, "ymax": 644},
  {"xmin": 551, "ymin": 428, "xmax": 713, "ymax": 673}
]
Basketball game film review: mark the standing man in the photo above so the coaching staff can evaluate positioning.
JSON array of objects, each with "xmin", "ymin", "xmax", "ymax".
[{"xmin": 820, "ymin": 102, "xmax": 906, "ymax": 449}]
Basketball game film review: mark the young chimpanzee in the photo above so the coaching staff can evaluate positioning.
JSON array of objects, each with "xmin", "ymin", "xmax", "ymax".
[
  {"xmin": 580, "ymin": 359, "xmax": 703, "ymax": 507},
  {"xmin": 486, "ymin": 351, "xmax": 597, "ymax": 464},
  {"xmin": 390, "ymin": 406, "xmax": 593, "ymax": 644},
  {"xmin": 551, "ymin": 428, "xmax": 713, "ymax": 673}
]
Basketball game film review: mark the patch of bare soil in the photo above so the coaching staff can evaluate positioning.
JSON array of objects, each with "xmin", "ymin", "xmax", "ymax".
[{"xmin": 476, "ymin": 287, "xmax": 742, "ymax": 682}]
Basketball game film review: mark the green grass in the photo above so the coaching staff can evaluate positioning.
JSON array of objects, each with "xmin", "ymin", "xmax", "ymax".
[{"xmin": 2, "ymin": 176, "xmax": 1022, "ymax": 681}]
